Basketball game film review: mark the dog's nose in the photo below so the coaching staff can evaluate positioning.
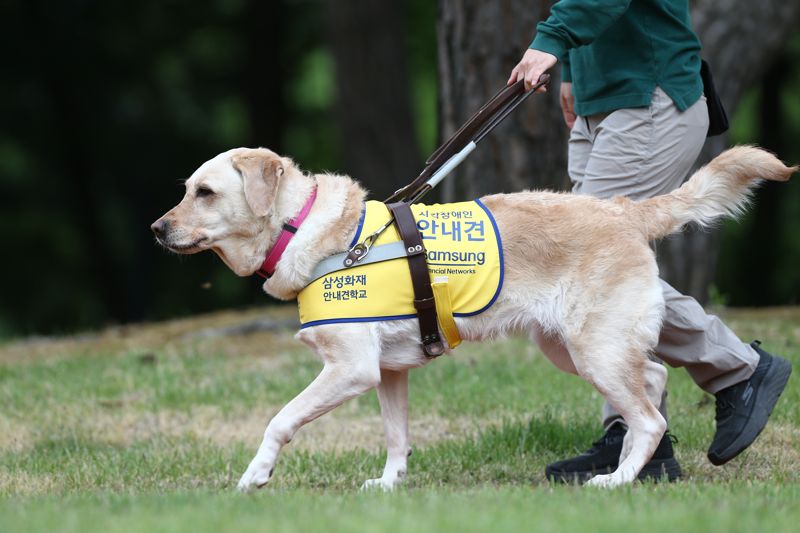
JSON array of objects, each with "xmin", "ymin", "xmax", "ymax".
[{"xmin": 151, "ymin": 218, "xmax": 169, "ymax": 237}]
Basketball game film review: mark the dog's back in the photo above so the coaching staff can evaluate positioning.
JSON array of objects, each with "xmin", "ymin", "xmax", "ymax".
[{"xmin": 481, "ymin": 145, "xmax": 795, "ymax": 300}]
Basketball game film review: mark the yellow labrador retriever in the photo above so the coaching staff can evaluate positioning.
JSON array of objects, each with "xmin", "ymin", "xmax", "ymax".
[{"xmin": 151, "ymin": 146, "xmax": 793, "ymax": 490}]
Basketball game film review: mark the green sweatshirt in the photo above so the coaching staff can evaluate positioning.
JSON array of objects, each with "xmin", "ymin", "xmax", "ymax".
[{"xmin": 530, "ymin": 0, "xmax": 703, "ymax": 117}]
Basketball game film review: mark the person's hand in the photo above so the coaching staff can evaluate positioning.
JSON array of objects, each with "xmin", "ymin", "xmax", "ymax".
[
  {"xmin": 560, "ymin": 82, "xmax": 576, "ymax": 129},
  {"xmin": 507, "ymin": 49, "xmax": 558, "ymax": 92}
]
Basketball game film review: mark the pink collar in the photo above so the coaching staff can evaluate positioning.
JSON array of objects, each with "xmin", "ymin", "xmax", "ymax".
[{"xmin": 256, "ymin": 185, "xmax": 317, "ymax": 279}]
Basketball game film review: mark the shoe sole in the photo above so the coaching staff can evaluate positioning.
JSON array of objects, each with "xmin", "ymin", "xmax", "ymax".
[
  {"xmin": 707, "ymin": 356, "xmax": 792, "ymax": 466},
  {"xmin": 546, "ymin": 457, "xmax": 682, "ymax": 484}
]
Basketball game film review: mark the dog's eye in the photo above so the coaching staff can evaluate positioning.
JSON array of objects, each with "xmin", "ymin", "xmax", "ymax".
[{"xmin": 196, "ymin": 186, "xmax": 215, "ymax": 198}]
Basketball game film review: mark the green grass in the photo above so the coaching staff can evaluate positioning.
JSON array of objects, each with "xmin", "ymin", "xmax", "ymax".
[
  {"xmin": 0, "ymin": 307, "xmax": 798, "ymax": 531},
  {"xmin": 2, "ymin": 484, "xmax": 799, "ymax": 533}
]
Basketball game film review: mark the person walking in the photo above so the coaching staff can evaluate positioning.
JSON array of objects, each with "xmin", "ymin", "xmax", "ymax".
[{"xmin": 508, "ymin": 0, "xmax": 792, "ymax": 482}]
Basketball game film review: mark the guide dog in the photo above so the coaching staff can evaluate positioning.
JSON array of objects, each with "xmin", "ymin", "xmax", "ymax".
[{"xmin": 151, "ymin": 145, "xmax": 793, "ymax": 490}]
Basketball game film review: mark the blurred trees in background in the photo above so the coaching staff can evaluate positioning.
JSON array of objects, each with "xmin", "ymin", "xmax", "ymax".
[
  {"xmin": 659, "ymin": 0, "xmax": 800, "ymax": 303},
  {"xmin": 326, "ymin": 0, "xmax": 420, "ymax": 199},
  {"xmin": 437, "ymin": 0, "xmax": 570, "ymax": 199},
  {"xmin": 437, "ymin": 0, "xmax": 800, "ymax": 304},
  {"xmin": 0, "ymin": 0, "xmax": 798, "ymax": 337}
]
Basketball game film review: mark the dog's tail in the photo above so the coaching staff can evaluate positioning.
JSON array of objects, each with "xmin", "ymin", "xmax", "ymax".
[{"xmin": 633, "ymin": 145, "xmax": 795, "ymax": 241}]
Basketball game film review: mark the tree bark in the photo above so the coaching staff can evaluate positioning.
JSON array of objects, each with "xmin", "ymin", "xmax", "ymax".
[
  {"xmin": 437, "ymin": 0, "xmax": 569, "ymax": 201},
  {"xmin": 325, "ymin": 0, "xmax": 421, "ymax": 199},
  {"xmin": 437, "ymin": 0, "xmax": 800, "ymax": 303},
  {"xmin": 657, "ymin": 0, "xmax": 800, "ymax": 302}
]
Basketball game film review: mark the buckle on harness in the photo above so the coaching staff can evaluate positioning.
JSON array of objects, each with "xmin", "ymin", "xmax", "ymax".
[
  {"xmin": 344, "ymin": 232, "xmax": 377, "ymax": 267},
  {"xmin": 343, "ymin": 216, "xmax": 394, "ymax": 267},
  {"xmin": 422, "ymin": 335, "xmax": 445, "ymax": 357}
]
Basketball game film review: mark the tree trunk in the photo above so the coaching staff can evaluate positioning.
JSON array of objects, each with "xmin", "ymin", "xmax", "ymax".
[
  {"xmin": 325, "ymin": 0, "xmax": 421, "ymax": 199},
  {"xmin": 657, "ymin": 0, "xmax": 800, "ymax": 302},
  {"xmin": 437, "ymin": 0, "xmax": 569, "ymax": 201},
  {"xmin": 437, "ymin": 0, "xmax": 800, "ymax": 303}
]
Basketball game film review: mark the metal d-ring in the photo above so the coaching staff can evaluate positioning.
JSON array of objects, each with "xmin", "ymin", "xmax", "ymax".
[{"xmin": 343, "ymin": 225, "xmax": 385, "ymax": 267}]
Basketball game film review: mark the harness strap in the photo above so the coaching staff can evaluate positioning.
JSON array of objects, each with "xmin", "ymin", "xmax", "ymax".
[
  {"xmin": 308, "ymin": 241, "xmax": 408, "ymax": 284},
  {"xmin": 386, "ymin": 201, "xmax": 444, "ymax": 358}
]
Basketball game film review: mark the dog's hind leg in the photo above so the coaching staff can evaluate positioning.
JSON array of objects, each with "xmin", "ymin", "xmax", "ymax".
[
  {"xmin": 579, "ymin": 355, "xmax": 667, "ymax": 487},
  {"xmin": 619, "ymin": 359, "xmax": 667, "ymax": 464},
  {"xmin": 361, "ymin": 369, "xmax": 410, "ymax": 491},
  {"xmin": 566, "ymin": 333, "xmax": 666, "ymax": 488}
]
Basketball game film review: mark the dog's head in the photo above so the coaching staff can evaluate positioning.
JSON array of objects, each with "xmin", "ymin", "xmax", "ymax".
[{"xmin": 151, "ymin": 147, "xmax": 292, "ymax": 275}]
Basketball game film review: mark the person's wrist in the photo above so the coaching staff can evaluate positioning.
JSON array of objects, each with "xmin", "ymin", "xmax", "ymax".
[{"xmin": 529, "ymin": 32, "xmax": 567, "ymax": 62}]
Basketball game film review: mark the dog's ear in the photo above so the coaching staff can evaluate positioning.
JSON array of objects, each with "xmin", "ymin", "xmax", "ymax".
[{"xmin": 231, "ymin": 150, "xmax": 285, "ymax": 218}]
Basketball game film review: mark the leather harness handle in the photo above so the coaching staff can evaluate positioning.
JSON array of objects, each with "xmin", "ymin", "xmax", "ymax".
[
  {"xmin": 387, "ymin": 201, "xmax": 444, "ymax": 358},
  {"xmin": 425, "ymin": 80, "xmax": 525, "ymax": 165},
  {"xmin": 385, "ymin": 75, "xmax": 549, "ymax": 204}
]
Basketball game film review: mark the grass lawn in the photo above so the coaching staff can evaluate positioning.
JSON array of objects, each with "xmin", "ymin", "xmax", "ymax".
[{"xmin": 1, "ymin": 305, "xmax": 798, "ymax": 532}]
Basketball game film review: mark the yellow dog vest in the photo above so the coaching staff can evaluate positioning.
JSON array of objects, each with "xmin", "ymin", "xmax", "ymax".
[{"xmin": 297, "ymin": 200, "xmax": 504, "ymax": 331}]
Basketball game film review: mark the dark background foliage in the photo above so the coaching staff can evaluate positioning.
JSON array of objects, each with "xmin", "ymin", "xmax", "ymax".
[{"xmin": 0, "ymin": 0, "xmax": 797, "ymax": 337}]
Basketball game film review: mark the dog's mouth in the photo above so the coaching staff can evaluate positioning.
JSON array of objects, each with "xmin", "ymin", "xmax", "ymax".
[{"xmin": 156, "ymin": 236, "xmax": 209, "ymax": 254}]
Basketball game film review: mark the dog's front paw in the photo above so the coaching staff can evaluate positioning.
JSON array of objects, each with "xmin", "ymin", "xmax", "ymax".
[
  {"xmin": 360, "ymin": 476, "xmax": 402, "ymax": 492},
  {"xmin": 236, "ymin": 461, "xmax": 275, "ymax": 492}
]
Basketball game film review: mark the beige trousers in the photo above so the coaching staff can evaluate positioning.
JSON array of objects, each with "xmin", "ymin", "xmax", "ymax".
[{"xmin": 568, "ymin": 87, "xmax": 759, "ymax": 429}]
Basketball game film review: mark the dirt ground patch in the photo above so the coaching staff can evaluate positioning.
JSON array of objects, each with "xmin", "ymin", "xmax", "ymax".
[
  {"xmin": 0, "ymin": 306, "xmax": 302, "ymax": 364},
  {"xmin": 1, "ymin": 403, "xmax": 497, "ymax": 456}
]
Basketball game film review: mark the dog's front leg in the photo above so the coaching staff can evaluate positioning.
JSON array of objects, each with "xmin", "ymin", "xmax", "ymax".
[
  {"xmin": 361, "ymin": 369, "xmax": 410, "ymax": 491},
  {"xmin": 236, "ymin": 361, "xmax": 380, "ymax": 491}
]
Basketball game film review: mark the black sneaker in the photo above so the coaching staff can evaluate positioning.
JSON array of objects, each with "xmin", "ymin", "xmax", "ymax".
[
  {"xmin": 707, "ymin": 341, "xmax": 792, "ymax": 466},
  {"xmin": 545, "ymin": 421, "xmax": 682, "ymax": 484}
]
